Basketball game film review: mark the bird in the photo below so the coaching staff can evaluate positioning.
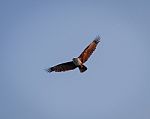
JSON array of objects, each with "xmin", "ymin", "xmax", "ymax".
[{"xmin": 46, "ymin": 36, "xmax": 101, "ymax": 73}]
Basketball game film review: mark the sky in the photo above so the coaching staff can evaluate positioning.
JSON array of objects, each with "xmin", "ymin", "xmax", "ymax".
[{"xmin": 0, "ymin": 0, "xmax": 150, "ymax": 119}]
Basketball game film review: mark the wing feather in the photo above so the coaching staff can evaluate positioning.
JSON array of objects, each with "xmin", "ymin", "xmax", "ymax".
[
  {"xmin": 47, "ymin": 61, "xmax": 77, "ymax": 72},
  {"xmin": 78, "ymin": 36, "xmax": 100, "ymax": 63}
]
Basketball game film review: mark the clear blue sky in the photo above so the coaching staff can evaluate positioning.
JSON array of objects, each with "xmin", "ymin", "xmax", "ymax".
[{"xmin": 0, "ymin": 0, "xmax": 150, "ymax": 119}]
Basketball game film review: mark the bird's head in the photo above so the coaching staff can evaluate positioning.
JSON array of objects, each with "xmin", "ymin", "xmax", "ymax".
[{"xmin": 72, "ymin": 58, "xmax": 82, "ymax": 66}]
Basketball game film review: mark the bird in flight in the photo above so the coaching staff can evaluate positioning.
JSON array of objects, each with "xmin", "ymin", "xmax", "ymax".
[{"xmin": 46, "ymin": 36, "xmax": 101, "ymax": 73}]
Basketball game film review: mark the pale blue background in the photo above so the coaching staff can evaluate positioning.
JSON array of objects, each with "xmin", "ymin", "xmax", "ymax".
[{"xmin": 0, "ymin": 0, "xmax": 150, "ymax": 119}]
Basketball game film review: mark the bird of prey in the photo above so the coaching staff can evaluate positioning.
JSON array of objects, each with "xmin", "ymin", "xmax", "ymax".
[{"xmin": 46, "ymin": 36, "xmax": 101, "ymax": 73}]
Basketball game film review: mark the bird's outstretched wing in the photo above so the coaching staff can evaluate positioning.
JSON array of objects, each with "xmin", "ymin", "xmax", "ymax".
[
  {"xmin": 78, "ymin": 36, "xmax": 100, "ymax": 63},
  {"xmin": 46, "ymin": 61, "xmax": 77, "ymax": 73}
]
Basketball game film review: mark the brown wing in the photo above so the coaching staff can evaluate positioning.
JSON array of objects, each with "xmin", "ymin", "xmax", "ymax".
[
  {"xmin": 46, "ymin": 61, "xmax": 77, "ymax": 73},
  {"xmin": 78, "ymin": 36, "xmax": 100, "ymax": 63}
]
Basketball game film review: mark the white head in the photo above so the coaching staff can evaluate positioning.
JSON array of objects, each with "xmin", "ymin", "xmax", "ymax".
[{"xmin": 72, "ymin": 58, "xmax": 82, "ymax": 66}]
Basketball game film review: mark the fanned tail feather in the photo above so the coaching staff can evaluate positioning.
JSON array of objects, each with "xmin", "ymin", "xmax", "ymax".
[{"xmin": 78, "ymin": 65, "xmax": 87, "ymax": 73}]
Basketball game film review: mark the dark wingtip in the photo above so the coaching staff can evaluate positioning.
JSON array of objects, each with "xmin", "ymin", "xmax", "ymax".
[
  {"xmin": 44, "ymin": 67, "xmax": 53, "ymax": 73},
  {"xmin": 93, "ymin": 35, "xmax": 101, "ymax": 44}
]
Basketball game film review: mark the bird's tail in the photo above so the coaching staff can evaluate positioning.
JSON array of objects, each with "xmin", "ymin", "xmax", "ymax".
[{"xmin": 78, "ymin": 65, "xmax": 87, "ymax": 73}]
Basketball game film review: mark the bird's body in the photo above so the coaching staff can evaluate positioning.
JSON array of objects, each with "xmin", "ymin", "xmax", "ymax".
[
  {"xmin": 72, "ymin": 58, "xmax": 82, "ymax": 66},
  {"xmin": 72, "ymin": 58, "xmax": 87, "ymax": 72},
  {"xmin": 46, "ymin": 36, "xmax": 100, "ymax": 73}
]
